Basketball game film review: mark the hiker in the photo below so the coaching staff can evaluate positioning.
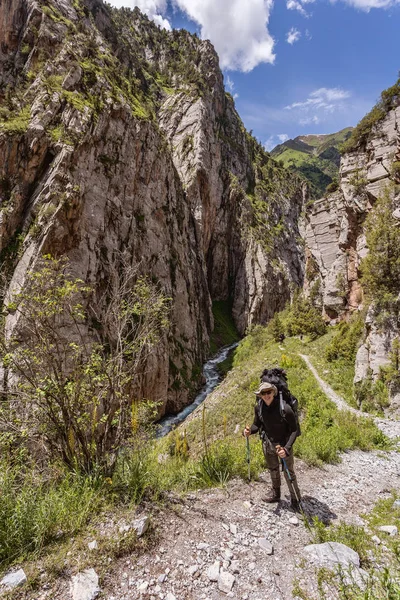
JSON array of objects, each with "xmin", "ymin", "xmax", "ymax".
[{"xmin": 243, "ymin": 381, "xmax": 301, "ymax": 510}]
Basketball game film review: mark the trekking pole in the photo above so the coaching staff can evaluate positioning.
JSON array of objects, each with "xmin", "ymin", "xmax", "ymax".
[
  {"xmin": 246, "ymin": 426, "xmax": 251, "ymax": 482},
  {"xmin": 276, "ymin": 445, "xmax": 302, "ymax": 506}
]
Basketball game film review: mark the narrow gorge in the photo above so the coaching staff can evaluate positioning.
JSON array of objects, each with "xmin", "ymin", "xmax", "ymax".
[
  {"xmin": 0, "ymin": 0, "xmax": 305, "ymax": 417},
  {"xmin": 1, "ymin": 2, "xmax": 400, "ymax": 599}
]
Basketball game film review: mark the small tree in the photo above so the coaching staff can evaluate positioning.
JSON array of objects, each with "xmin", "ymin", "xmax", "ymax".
[
  {"xmin": 283, "ymin": 293, "xmax": 326, "ymax": 340},
  {"xmin": 268, "ymin": 313, "xmax": 285, "ymax": 342},
  {"xmin": 361, "ymin": 186, "xmax": 400, "ymax": 309},
  {"xmin": 0, "ymin": 255, "xmax": 170, "ymax": 475}
]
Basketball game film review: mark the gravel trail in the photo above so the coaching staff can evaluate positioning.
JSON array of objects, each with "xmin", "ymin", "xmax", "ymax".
[{"xmin": 299, "ymin": 353, "xmax": 400, "ymax": 440}]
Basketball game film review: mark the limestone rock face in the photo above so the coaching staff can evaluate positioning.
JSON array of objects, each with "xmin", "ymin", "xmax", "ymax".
[
  {"xmin": 304, "ymin": 105, "xmax": 400, "ymax": 321},
  {"xmin": 304, "ymin": 102, "xmax": 400, "ymax": 407},
  {"xmin": 0, "ymin": 0, "xmax": 304, "ymax": 416}
]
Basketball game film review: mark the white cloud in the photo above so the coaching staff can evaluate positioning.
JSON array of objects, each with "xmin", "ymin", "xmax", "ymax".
[
  {"xmin": 299, "ymin": 115, "xmax": 320, "ymax": 125},
  {"xmin": 264, "ymin": 136, "xmax": 277, "ymax": 152},
  {"xmin": 286, "ymin": 27, "xmax": 301, "ymax": 44},
  {"xmin": 172, "ymin": 0, "xmax": 275, "ymax": 72},
  {"xmin": 152, "ymin": 13, "xmax": 172, "ymax": 29},
  {"xmin": 286, "ymin": 0, "xmax": 309, "ymax": 16},
  {"xmin": 264, "ymin": 133, "xmax": 289, "ymax": 151},
  {"xmin": 289, "ymin": 0, "xmax": 400, "ymax": 14},
  {"xmin": 225, "ymin": 74, "xmax": 239, "ymax": 99},
  {"xmin": 285, "ymin": 87, "xmax": 351, "ymax": 111},
  {"xmin": 225, "ymin": 75, "xmax": 234, "ymax": 92},
  {"xmin": 108, "ymin": 0, "xmax": 172, "ymax": 29},
  {"xmin": 334, "ymin": 0, "xmax": 400, "ymax": 9}
]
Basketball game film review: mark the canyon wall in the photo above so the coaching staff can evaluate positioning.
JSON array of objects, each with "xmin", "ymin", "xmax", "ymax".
[{"xmin": 0, "ymin": 0, "xmax": 305, "ymax": 414}]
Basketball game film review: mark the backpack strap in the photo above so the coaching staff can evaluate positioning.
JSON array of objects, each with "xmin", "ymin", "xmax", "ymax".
[{"xmin": 279, "ymin": 391, "xmax": 285, "ymax": 418}]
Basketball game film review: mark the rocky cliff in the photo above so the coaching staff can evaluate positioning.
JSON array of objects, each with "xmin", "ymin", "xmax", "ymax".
[
  {"xmin": 303, "ymin": 89, "xmax": 400, "ymax": 404},
  {"xmin": 0, "ymin": 0, "xmax": 305, "ymax": 415}
]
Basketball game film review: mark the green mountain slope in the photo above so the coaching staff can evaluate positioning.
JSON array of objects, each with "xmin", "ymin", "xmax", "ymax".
[{"xmin": 271, "ymin": 127, "xmax": 353, "ymax": 198}]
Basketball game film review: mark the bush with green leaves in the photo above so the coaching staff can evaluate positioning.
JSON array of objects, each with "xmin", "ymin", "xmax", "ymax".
[
  {"xmin": 361, "ymin": 185, "xmax": 400, "ymax": 309},
  {"xmin": 324, "ymin": 314, "xmax": 364, "ymax": 363},
  {"xmin": 325, "ymin": 180, "xmax": 339, "ymax": 194},
  {"xmin": 282, "ymin": 294, "xmax": 327, "ymax": 340},
  {"xmin": 0, "ymin": 464, "xmax": 106, "ymax": 565},
  {"xmin": 0, "ymin": 255, "xmax": 170, "ymax": 475},
  {"xmin": 268, "ymin": 312, "xmax": 285, "ymax": 342},
  {"xmin": 354, "ymin": 369, "xmax": 390, "ymax": 413}
]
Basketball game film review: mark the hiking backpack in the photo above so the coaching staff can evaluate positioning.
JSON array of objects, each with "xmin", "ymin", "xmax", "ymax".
[{"xmin": 258, "ymin": 367, "xmax": 301, "ymax": 436}]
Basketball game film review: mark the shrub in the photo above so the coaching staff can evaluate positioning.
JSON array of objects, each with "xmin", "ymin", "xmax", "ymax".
[
  {"xmin": 0, "ymin": 255, "xmax": 170, "ymax": 475},
  {"xmin": 391, "ymin": 161, "xmax": 400, "ymax": 181},
  {"xmin": 361, "ymin": 186, "xmax": 400, "ymax": 308},
  {"xmin": 283, "ymin": 294, "xmax": 327, "ymax": 340},
  {"xmin": 348, "ymin": 169, "xmax": 368, "ymax": 197},
  {"xmin": 326, "ymin": 180, "xmax": 339, "ymax": 194},
  {"xmin": 0, "ymin": 105, "xmax": 31, "ymax": 134},
  {"xmin": 354, "ymin": 369, "xmax": 390, "ymax": 413},
  {"xmin": 324, "ymin": 314, "xmax": 364, "ymax": 362},
  {"xmin": 0, "ymin": 465, "xmax": 105, "ymax": 565},
  {"xmin": 268, "ymin": 312, "xmax": 285, "ymax": 342}
]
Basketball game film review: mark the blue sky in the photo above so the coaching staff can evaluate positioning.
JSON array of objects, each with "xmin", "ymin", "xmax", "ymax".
[{"xmin": 108, "ymin": 0, "xmax": 400, "ymax": 150}]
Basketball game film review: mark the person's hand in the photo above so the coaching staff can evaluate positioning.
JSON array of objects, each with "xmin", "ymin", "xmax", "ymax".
[
  {"xmin": 276, "ymin": 445, "xmax": 287, "ymax": 458},
  {"xmin": 243, "ymin": 426, "xmax": 251, "ymax": 437}
]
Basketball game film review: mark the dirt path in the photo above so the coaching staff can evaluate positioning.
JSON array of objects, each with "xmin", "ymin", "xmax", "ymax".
[
  {"xmin": 299, "ymin": 353, "xmax": 400, "ymax": 440},
  {"xmin": 15, "ymin": 363, "xmax": 400, "ymax": 600}
]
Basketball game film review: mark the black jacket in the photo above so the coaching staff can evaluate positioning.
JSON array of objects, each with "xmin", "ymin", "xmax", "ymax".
[{"xmin": 250, "ymin": 395, "xmax": 297, "ymax": 453}]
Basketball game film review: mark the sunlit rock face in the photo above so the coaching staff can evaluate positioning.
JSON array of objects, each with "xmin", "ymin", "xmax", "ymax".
[
  {"xmin": 0, "ymin": 0, "xmax": 304, "ymax": 415},
  {"xmin": 303, "ymin": 103, "xmax": 400, "ymax": 407},
  {"xmin": 304, "ymin": 106, "xmax": 400, "ymax": 321}
]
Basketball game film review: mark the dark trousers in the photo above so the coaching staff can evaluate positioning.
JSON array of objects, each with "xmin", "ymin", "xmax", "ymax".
[{"xmin": 262, "ymin": 441, "xmax": 301, "ymax": 501}]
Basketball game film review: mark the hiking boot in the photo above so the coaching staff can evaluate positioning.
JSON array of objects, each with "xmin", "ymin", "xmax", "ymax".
[
  {"xmin": 290, "ymin": 499, "xmax": 301, "ymax": 512},
  {"xmin": 262, "ymin": 488, "xmax": 281, "ymax": 503}
]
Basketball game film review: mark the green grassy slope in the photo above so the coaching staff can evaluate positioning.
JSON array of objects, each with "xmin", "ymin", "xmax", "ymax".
[{"xmin": 271, "ymin": 127, "xmax": 353, "ymax": 198}]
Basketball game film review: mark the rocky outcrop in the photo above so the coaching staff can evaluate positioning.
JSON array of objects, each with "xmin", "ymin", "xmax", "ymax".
[
  {"xmin": 0, "ymin": 0, "xmax": 304, "ymax": 415},
  {"xmin": 304, "ymin": 106, "xmax": 400, "ymax": 321},
  {"xmin": 304, "ymin": 101, "xmax": 400, "ymax": 402}
]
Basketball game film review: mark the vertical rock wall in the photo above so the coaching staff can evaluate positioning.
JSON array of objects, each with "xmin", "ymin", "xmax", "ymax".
[
  {"xmin": 0, "ymin": 0, "xmax": 305, "ymax": 415},
  {"xmin": 304, "ymin": 104, "xmax": 400, "ymax": 401}
]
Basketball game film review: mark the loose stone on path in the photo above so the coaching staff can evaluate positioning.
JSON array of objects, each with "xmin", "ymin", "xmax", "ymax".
[
  {"xmin": 0, "ymin": 569, "xmax": 27, "ymax": 590},
  {"xmin": 70, "ymin": 569, "xmax": 100, "ymax": 600},
  {"xmin": 258, "ymin": 538, "xmax": 274, "ymax": 554},
  {"xmin": 218, "ymin": 570, "xmax": 235, "ymax": 593},
  {"xmin": 378, "ymin": 525, "xmax": 398, "ymax": 536}
]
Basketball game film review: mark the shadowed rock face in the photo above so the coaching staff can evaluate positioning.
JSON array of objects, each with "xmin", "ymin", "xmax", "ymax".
[{"xmin": 0, "ymin": 0, "xmax": 304, "ymax": 415}]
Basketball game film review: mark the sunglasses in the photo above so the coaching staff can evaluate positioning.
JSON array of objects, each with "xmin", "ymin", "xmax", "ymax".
[{"xmin": 260, "ymin": 390, "xmax": 274, "ymax": 396}]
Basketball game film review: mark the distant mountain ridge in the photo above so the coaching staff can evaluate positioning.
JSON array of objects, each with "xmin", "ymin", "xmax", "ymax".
[{"xmin": 271, "ymin": 127, "xmax": 353, "ymax": 198}]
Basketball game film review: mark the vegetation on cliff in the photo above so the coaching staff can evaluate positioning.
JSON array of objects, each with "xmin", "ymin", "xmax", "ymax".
[
  {"xmin": 340, "ymin": 74, "xmax": 400, "ymax": 153},
  {"xmin": 0, "ymin": 256, "xmax": 170, "ymax": 476},
  {"xmin": 361, "ymin": 185, "xmax": 400, "ymax": 310}
]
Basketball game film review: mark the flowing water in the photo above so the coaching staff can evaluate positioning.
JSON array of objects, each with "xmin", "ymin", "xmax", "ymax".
[{"xmin": 156, "ymin": 342, "xmax": 238, "ymax": 437}]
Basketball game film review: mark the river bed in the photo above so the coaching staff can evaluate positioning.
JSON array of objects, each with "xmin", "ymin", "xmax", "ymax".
[{"xmin": 156, "ymin": 342, "xmax": 238, "ymax": 437}]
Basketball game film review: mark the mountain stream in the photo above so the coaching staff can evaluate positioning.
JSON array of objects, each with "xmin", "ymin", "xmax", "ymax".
[{"xmin": 156, "ymin": 342, "xmax": 238, "ymax": 437}]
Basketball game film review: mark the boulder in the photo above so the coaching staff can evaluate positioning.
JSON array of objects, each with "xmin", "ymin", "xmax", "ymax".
[
  {"xmin": 304, "ymin": 542, "xmax": 360, "ymax": 568},
  {"xmin": 132, "ymin": 516, "xmax": 150, "ymax": 538},
  {"xmin": 206, "ymin": 561, "xmax": 220, "ymax": 582},
  {"xmin": 218, "ymin": 570, "xmax": 235, "ymax": 593},
  {"xmin": 378, "ymin": 525, "xmax": 398, "ymax": 536},
  {"xmin": 70, "ymin": 568, "xmax": 100, "ymax": 600},
  {"xmin": 0, "ymin": 569, "xmax": 27, "ymax": 590},
  {"xmin": 258, "ymin": 538, "xmax": 274, "ymax": 555}
]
